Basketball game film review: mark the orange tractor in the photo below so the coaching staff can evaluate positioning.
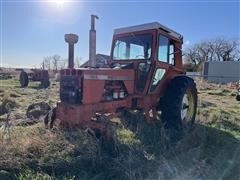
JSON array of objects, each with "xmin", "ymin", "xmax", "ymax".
[{"xmin": 46, "ymin": 15, "xmax": 198, "ymax": 136}]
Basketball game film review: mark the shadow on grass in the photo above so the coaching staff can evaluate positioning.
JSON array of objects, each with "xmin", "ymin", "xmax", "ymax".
[
  {"xmin": 14, "ymin": 85, "xmax": 47, "ymax": 90},
  {"xmin": 117, "ymin": 111, "xmax": 240, "ymax": 180}
]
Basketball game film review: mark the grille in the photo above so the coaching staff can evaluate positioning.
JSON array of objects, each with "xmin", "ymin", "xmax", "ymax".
[{"xmin": 60, "ymin": 76, "xmax": 82, "ymax": 104}]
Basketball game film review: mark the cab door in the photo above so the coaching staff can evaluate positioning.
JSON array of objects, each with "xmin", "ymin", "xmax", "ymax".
[
  {"xmin": 110, "ymin": 30, "xmax": 157, "ymax": 95},
  {"xmin": 134, "ymin": 32, "xmax": 157, "ymax": 94},
  {"xmin": 136, "ymin": 61, "xmax": 151, "ymax": 92},
  {"xmin": 149, "ymin": 33, "xmax": 180, "ymax": 93}
]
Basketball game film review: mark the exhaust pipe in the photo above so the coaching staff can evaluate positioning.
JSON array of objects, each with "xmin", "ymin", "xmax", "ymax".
[
  {"xmin": 89, "ymin": 15, "xmax": 99, "ymax": 68},
  {"xmin": 64, "ymin": 34, "xmax": 78, "ymax": 69}
]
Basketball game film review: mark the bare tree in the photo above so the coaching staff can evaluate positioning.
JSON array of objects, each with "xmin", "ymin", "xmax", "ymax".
[
  {"xmin": 184, "ymin": 37, "xmax": 240, "ymax": 71},
  {"xmin": 184, "ymin": 45, "xmax": 204, "ymax": 71},
  {"xmin": 214, "ymin": 38, "xmax": 239, "ymax": 61},
  {"xmin": 43, "ymin": 56, "xmax": 52, "ymax": 70},
  {"xmin": 40, "ymin": 61, "xmax": 45, "ymax": 70},
  {"xmin": 75, "ymin": 57, "xmax": 83, "ymax": 68},
  {"xmin": 52, "ymin": 54, "xmax": 61, "ymax": 72},
  {"xmin": 41, "ymin": 54, "xmax": 66, "ymax": 71},
  {"xmin": 60, "ymin": 59, "xmax": 67, "ymax": 69}
]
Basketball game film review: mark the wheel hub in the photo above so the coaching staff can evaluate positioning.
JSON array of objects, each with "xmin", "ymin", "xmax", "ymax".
[{"xmin": 181, "ymin": 90, "xmax": 194, "ymax": 122}]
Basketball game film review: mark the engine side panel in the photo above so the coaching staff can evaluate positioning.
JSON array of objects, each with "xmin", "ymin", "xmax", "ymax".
[{"xmin": 81, "ymin": 69, "xmax": 134, "ymax": 104}]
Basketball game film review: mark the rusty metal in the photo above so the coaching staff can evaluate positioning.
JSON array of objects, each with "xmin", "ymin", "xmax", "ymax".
[
  {"xmin": 65, "ymin": 34, "xmax": 79, "ymax": 69},
  {"xmin": 89, "ymin": 15, "xmax": 99, "ymax": 68},
  {"xmin": 19, "ymin": 69, "xmax": 50, "ymax": 88}
]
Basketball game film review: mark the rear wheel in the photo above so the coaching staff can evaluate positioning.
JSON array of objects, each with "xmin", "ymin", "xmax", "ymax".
[
  {"xmin": 159, "ymin": 76, "xmax": 198, "ymax": 132},
  {"xmin": 19, "ymin": 71, "xmax": 29, "ymax": 87}
]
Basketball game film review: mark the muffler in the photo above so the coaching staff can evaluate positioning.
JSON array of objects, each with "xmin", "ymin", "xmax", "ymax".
[{"xmin": 89, "ymin": 15, "xmax": 99, "ymax": 68}]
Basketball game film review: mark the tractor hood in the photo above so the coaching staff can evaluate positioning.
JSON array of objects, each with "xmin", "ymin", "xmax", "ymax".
[
  {"xmin": 82, "ymin": 68, "xmax": 134, "ymax": 81},
  {"xmin": 60, "ymin": 68, "xmax": 135, "ymax": 104},
  {"xmin": 60, "ymin": 68, "xmax": 135, "ymax": 81}
]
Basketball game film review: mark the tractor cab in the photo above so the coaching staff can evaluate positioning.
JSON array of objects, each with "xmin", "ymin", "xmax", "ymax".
[{"xmin": 110, "ymin": 22, "xmax": 183, "ymax": 95}]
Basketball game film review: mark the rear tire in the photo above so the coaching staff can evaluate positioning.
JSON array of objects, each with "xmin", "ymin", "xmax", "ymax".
[
  {"xmin": 19, "ymin": 71, "xmax": 29, "ymax": 87},
  {"xmin": 160, "ymin": 76, "xmax": 198, "ymax": 132}
]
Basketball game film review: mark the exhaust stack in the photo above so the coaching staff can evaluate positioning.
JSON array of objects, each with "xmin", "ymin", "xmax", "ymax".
[
  {"xmin": 65, "ymin": 34, "xmax": 78, "ymax": 69},
  {"xmin": 89, "ymin": 15, "xmax": 99, "ymax": 68}
]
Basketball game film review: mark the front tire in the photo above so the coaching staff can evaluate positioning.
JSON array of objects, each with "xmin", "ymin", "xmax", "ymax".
[{"xmin": 160, "ymin": 76, "xmax": 198, "ymax": 132}]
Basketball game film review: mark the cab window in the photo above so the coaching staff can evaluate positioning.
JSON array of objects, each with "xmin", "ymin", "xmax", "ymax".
[
  {"xmin": 158, "ymin": 35, "xmax": 169, "ymax": 62},
  {"xmin": 169, "ymin": 43, "xmax": 175, "ymax": 65},
  {"xmin": 158, "ymin": 35, "xmax": 176, "ymax": 65},
  {"xmin": 113, "ymin": 41, "xmax": 127, "ymax": 59},
  {"xmin": 113, "ymin": 34, "xmax": 152, "ymax": 60},
  {"xmin": 150, "ymin": 68, "xmax": 166, "ymax": 92}
]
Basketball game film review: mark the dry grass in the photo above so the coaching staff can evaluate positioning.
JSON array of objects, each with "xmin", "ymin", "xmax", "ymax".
[
  {"xmin": 196, "ymin": 78, "xmax": 240, "ymax": 139},
  {"xmin": 0, "ymin": 77, "xmax": 239, "ymax": 179},
  {"xmin": 0, "ymin": 124, "xmax": 100, "ymax": 179},
  {"xmin": 0, "ymin": 77, "xmax": 59, "ymax": 122}
]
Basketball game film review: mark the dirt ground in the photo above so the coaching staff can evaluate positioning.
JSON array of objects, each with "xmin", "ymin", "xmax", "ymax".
[{"xmin": 0, "ymin": 76, "xmax": 239, "ymax": 180}]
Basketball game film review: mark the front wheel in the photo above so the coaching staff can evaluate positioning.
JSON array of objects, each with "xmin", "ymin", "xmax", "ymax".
[{"xmin": 160, "ymin": 76, "xmax": 198, "ymax": 132}]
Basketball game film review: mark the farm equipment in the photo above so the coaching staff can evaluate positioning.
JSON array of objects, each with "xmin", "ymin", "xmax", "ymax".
[
  {"xmin": 0, "ymin": 68, "xmax": 12, "ymax": 80},
  {"xmin": 48, "ymin": 15, "xmax": 198, "ymax": 136},
  {"xmin": 0, "ymin": 73, "xmax": 12, "ymax": 80},
  {"xmin": 19, "ymin": 69, "xmax": 50, "ymax": 88}
]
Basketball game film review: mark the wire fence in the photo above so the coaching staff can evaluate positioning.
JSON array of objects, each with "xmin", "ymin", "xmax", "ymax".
[
  {"xmin": 187, "ymin": 74, "xmax": 240, "ymax": 79},
  {"xmin": 186, "ymin": 72, "xmax": 240, "ymax": 85}
]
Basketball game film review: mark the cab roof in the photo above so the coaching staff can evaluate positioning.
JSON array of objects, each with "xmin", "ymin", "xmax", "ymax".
[{"xmin": 114, "ymin": 22, "xmax": 183, "ymax": 41}]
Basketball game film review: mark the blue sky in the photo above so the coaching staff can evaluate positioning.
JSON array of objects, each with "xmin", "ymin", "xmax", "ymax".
[{"xmin": 0, "ymin": 0, "xmax": 239, "ymax": 68}]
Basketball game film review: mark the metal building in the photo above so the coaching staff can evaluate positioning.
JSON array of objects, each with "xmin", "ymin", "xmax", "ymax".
[{"xmin": 202, "ymin": 61, "xmax": 240, "ymax": 83}]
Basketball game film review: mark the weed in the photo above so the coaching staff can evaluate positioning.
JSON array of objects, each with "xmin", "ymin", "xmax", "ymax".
[
  {"xmin": 10, "ymin": 92, "xmax": 21, "ymax": 98},
  {"xmin": 17, "ymin": 170, "xmax": 53, "ymax": 180},
  {"xmin": 16, "ymin": 169, "xmax": 76, "ymax": 180},
  {"xmin": 207, "ymin": 90, "xmax": 225, "ymax": 96},
  {"xmin": 0, "ymin": 93, "xmax": 17, "ymax": 115}
]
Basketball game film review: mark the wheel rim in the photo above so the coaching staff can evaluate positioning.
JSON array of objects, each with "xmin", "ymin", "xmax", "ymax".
[{"xmin": 181, "ymin": 90, "xmax": 194, "ymax": 122}]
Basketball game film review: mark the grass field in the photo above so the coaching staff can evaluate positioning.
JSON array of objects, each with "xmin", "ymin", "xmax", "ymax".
[{"xmin": 0, "ymin": 77, "xmax": 239, "ymax": 180}]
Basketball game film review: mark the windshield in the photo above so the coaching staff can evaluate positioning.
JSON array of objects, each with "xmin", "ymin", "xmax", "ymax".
[{"xmin": 113, "ymin": 34, "xmax": 152, "ymax": 60}]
